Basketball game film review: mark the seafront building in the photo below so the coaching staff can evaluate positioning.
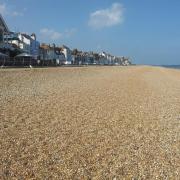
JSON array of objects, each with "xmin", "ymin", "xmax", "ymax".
[
  {"xmin": 61, "ymin": 45, "xmax": 72, "ymax": 64},
  {"xmin": 72, "ymin": 51, "xmax": 96, "ymax": 65},
  {"xmin": 39, "ymin": 44, "xmax": 66, "ymax": 65},
  {"xmin": 4, "ymin": 32, "xmax": 40, "ymax": 59},
  {"xmin": 39, "ymin": 44, "xmax": 74, "ymax": 65},
  {"xmin": 0, "ymin": 14, "xmax": 9, "ymax": 44},
  {"xmin": 0, "ymin": 14, "xmax": 132, "ymax": 66}
]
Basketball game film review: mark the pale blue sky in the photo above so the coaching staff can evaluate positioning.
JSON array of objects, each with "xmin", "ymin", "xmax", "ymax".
[{"xmin": 1, "ymin": 0, "xmax": 180, "ymax": 65}]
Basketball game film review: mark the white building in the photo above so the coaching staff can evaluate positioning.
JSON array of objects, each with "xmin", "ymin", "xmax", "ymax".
[
  {"xmin": 4, "ymin": 32, "xmax": 30, "ymax": 53},
  {"xmin": 4, "ymin": 32, "xmax": 40, "ymax": 58},
  {"xmin": 61, "ymin": 45, "xmax": 72, "ymax": 64}
]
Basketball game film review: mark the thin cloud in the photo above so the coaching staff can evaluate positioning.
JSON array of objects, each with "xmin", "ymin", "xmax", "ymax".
[
  {"xmin": 64, "ymin": 28, "xmax": 77, "ymax": 38},
  {"xmin": 88, "ymin": 3, "xmax": 125, "ymax": 29},
  {"xmin": 40, "ymin": 28, "xmax": 77, "ymax": 41},
  {"xmin": 0, "ymin": 3, "xmax": 7, "ymax": 15},
  {"xmin": 0, "ymin": 2, "xmax": 24, "ymax": 17},
  {"xmin": 12, "ymin": 11, "xmax": 23, "ymax": 17},
  {"xmin": 40, "ymin": 28, "xmax": 62, "ymax": 40}
]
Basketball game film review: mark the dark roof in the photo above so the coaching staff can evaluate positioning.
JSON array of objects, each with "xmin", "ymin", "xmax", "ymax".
[{"xmin": 21, "ymin": 33, "xmax": 31, "ymax": 40}]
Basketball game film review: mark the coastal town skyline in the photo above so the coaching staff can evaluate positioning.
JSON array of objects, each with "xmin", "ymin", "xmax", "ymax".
[
  {"xmin": 0, "ymin": 13, "xmax": 131, "ymax": 66},
  {"xmin": 1, "ymin": 0, "xmax": 180, "ymax": 65}
]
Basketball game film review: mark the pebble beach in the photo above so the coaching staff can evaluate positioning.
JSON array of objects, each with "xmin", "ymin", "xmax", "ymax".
[{"xmin": 0, "ymin": 66, "xmax": 180, "ymax": 179}]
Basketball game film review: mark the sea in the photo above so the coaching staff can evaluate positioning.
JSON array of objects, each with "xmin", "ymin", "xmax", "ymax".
[{"xmin": 158, "ymin": 65, "xmax": 180, "ymax": 70}]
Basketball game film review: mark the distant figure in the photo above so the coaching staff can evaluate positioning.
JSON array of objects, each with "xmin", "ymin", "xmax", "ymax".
[{"xmin": 29, "ymin": 65, "xmax": 33, "ymax": 68}]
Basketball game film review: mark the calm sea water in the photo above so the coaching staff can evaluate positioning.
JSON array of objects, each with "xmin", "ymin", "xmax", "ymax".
[{"xmin": 161, "ymin": 65, "xmax": 180, "ymax": 69}]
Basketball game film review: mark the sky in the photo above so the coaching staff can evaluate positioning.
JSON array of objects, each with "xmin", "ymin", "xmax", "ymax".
[{"xmin": 0, "ymin": 0, "xmax": 180, "ymax": 65}]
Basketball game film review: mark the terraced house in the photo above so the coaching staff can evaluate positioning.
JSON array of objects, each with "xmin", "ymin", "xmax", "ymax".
[
  {"xmin": 4, "ymin": 32, "xmax": 40, "ymax": 59},
  {"xmin": 39, "ymin": 44, "xmax": 65, "ymax": 65},
  {"xmin": 0, "ymin": 14, "xmax": 131, "ymax": 66}
]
